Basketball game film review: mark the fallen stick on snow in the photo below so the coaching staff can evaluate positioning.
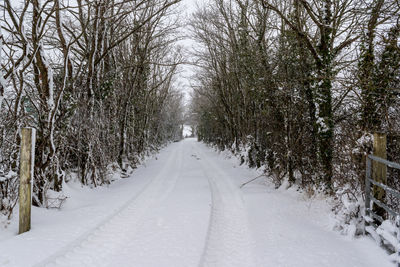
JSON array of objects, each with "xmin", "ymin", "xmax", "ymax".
[{"xmin": 240, "ymin": 174, "xmax": 266, "ymax": 189}]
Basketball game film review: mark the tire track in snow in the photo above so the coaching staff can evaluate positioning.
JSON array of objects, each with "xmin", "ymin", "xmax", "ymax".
[
  {"xmin": 35, "ymin": 142, "xmax": 184, "ymax": 267},
  {"xmin": 196, "ymin": 144, "xmax": 255, "ymax": 267}
]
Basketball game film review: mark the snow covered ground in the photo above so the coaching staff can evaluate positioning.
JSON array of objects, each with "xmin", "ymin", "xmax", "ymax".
[{"xmin": 0, "ymin": 138, "xmax": 394, "ymax": 267}]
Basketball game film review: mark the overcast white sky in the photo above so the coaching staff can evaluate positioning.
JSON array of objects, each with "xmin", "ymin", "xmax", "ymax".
[{"xmin": 174, "ymin": 0, "xmax": 205, "ymax": 104}]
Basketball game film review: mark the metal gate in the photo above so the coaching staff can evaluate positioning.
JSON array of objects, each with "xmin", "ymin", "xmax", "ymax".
[{"xmin": 365, "ymin": 154, "xmax": 400, "ymax": 266}]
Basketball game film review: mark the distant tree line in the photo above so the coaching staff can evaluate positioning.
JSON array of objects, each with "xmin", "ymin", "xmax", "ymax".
[
  {"xmin": 190, "ymin": 0, "xmax": 400, "ymax": 196},
  {"xmin": 0, "ymin": 0, "xmax": 183, "ymax": 217}
]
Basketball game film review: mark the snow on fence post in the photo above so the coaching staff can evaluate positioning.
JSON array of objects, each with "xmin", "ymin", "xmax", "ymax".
[
  {"xmin": 373, "ymin": 133, "xmax": 387, "ymax": 219},
  {"xmin": 19, "ymin": 127, "xmax": 36, "ymax": 234}
]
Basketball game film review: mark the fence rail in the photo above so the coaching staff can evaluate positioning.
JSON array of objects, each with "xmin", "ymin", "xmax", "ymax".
[{"xmin": 365, "ymin": 154, "xmax": 400, "ymax": 266}]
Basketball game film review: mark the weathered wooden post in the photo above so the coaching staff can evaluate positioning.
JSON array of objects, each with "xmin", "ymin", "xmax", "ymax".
[
  {"xmin": 19, "ymin": 127, "xmax": 35, "ymax": 234},
  {"xmin": 372, "ymin": 132, "xmax": 387, "ymax": 219},
  {"xmin": 364, "ymin": 156, "xmax": 372, "ymax": 230}
]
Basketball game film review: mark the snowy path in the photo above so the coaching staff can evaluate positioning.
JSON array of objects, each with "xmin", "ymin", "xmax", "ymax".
[
  {"xmin": 0, "ymin": 138, "xmax": 394, "ymax": 267},
  {"xmin": 197, "ymin": 145, "xmax": 255, "ymax": 267},
  {"xmin": 38, "ymin": 142, "xmax": 185, "ymax": 267}
]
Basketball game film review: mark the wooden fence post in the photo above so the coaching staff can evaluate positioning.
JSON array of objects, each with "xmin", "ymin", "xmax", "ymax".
[
  {"xmin": 373, "ymin": 132, "xmax": 387, "ymax": 219},
  {"xmin": 365, "ymin": 156, "xmax": 371, "ymax": 224},
  {"xmin": 19, "ymin": 127, "xmax": 35, "ymax": 234}
]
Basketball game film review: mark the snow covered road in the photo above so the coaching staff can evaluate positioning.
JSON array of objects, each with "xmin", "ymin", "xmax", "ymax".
[{"xmin": 0, "ymin": 138, "xmax": 394, "ymax": 267}]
